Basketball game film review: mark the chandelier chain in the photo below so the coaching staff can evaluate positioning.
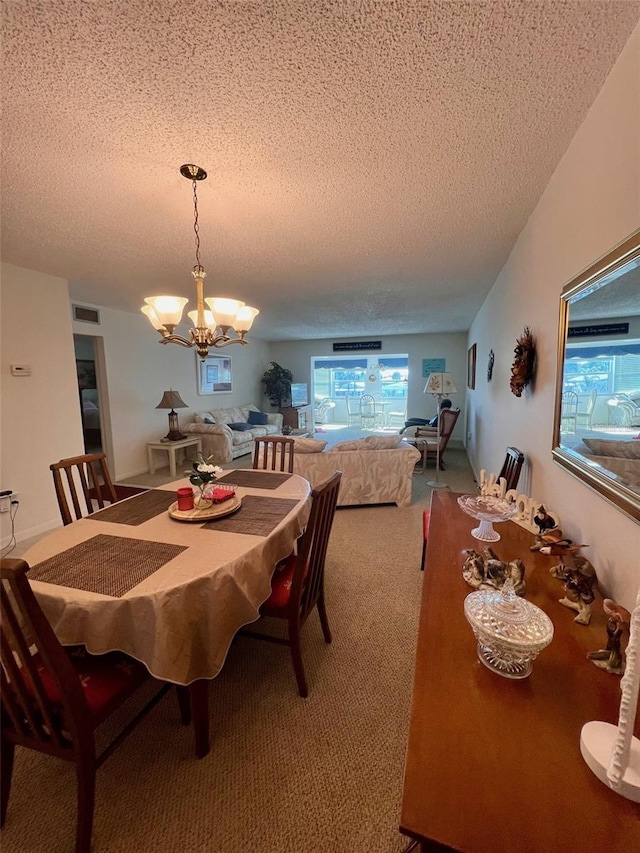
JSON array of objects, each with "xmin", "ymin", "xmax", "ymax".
[{"xmin": 192, "ymin": 179, "xmax": 202, "ymax": 269}]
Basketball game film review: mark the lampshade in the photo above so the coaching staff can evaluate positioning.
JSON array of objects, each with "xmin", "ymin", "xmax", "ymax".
[
  {"xmin": 144, "ymin": 296, "xmax": 189, "ymax": 329},
  {"xmin": 156, "ymin": 390, "xmax": 188, "ymax": 410},
  {"xmin": 424, "ymin": 372, "xmax": 457, "ymax": 396}
]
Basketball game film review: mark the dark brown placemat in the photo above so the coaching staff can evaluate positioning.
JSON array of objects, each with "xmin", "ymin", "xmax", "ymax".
[
  {"xmin": 216, "ymin": 470, "xmax": 292, "ymax": 490},
  {"xmin": 29, "ymin": 534, "xmax": 187, "ymax": 597},
  {"xmin": 201, "ymin": 495, "xmax": 299, "ymax": 536},
  {"xmin": 90, "ymin": 489, "xmax": 176, "ymax": 525}
]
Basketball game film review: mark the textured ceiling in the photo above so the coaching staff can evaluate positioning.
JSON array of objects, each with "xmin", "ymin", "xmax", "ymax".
[{"xmin": 1, "ymin": 1, "xmax": 638, "ymax": 341}]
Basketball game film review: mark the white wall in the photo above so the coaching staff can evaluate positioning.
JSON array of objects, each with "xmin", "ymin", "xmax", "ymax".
[
  {"xmin": 71, "ymin": 307, "xmax": 271, "ymax": 481},
  {"xmin": 0, "ymin": 263, "xmax": 272, "ymax": 544},
  {"xmin": 1, "ymin": 265, "xmax": 85, "ymax": 542},
  {"xmin": 267, "ymin": 332, "xmax": 469, "ymax": 443},
  {"xmin": 468, "ymin": 24, "xmax": 640, "ymax": 609}
]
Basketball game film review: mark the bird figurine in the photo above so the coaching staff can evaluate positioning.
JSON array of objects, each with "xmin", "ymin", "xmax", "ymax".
[
  {"xmin": 534, "ymin": 505, "xmax": 557, "ymax": 535},
  {"xmin": 587, "ymin": 598, "xmax": 631, "ymax": 674},
  {"xmin": 531, "ymin": 527, "xmax": 572, "ymax": 552},
  {"xmin": 542, "ymin": 540, "xmax": 597, "ymax": 625}
]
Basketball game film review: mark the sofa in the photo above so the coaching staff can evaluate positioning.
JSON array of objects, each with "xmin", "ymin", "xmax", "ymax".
[
  {"xmin": 577, "ymin": 436, "xmax": 640, "ymax": 490},
  {"xmin": 182, "ymin": 404, "xmax": 283, "ymax": 463},
  {"xmin": 291, "ymin": 435, "xmax": 421, "ymax": 507}
]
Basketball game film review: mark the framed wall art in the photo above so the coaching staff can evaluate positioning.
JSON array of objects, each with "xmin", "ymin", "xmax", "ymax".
[
  {"xmin": 467, "ymin": 344, "xmax": 477, "ymax": 390},
  {"xmin": 422, "ymin": 358, "xmax": 446, "ymax": 378},
  {"xmin": 197, "ymin": 354, "xmax": 233, "ymax": 395}
]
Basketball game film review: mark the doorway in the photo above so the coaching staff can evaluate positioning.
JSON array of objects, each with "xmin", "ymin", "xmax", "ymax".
[{"xmin": 74, "ymin": 335, "xmax": 103, "ymax": 453}]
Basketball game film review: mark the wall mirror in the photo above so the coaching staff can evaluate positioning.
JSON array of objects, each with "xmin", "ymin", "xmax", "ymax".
[{"xmin": 552, "ymin": 229, "xmax": 640, "ymax": 522}]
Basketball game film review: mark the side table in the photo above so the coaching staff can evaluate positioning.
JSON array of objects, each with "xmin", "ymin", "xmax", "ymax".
[
  {"xmin": 146, "ymin": 437, "xmax": 203, "ymax": 477},
  {"xmin": 402, "ymin": 437, "xmax": 428, "ymax": 471}
]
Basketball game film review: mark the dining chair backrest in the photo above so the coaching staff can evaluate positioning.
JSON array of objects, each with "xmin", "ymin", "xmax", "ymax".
[
  {"xmin": 1, "ymin": 557, "xmax": 171, "ymax": 853},
  {"xmin": 498, "ymin": 447, "xmax": 525, "ymax": 492},
  {"xmin": 292, "ymin": 470, "xmax": 342, "ymax": 625},
  {"xmin": 50, "ymin": 452, "xmax": 146, "ymax": 526},
  {"xmin": 252, "ymin": 436, "xmax": 295, "ymax": 473},
  {"xmin": 1, "ymin": 558, "xmax": 91, "ymax": 757},
  {"xmin": 242, "ymin": 471, "xmax": 342, "ymax": 697}
]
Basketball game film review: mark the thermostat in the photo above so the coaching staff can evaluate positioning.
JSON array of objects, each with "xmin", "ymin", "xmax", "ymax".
[{"xmin": 10, "ymin": 364, "xmax": 32, "ymax": 376}]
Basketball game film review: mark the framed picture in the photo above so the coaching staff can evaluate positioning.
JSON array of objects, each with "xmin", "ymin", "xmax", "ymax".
[
  {"xmin": 76, "ymin": 359, "xmax": 96, "ymax": 390},
  {"xmin": 421, "ymin": 358, "xmax": 446, "ymax": 378},
  {"xmin": 197, "ymin": 354, "xmax": 233, "ymax": 395},
  {"xmin": 467, "ymin": 344, "xmax": 477, "ymax": 390}
]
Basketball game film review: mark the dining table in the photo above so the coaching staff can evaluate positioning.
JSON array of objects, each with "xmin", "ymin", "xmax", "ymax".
[{"xmin": 22, "ymin": 469, "xmax": 311, "ymax": 758}]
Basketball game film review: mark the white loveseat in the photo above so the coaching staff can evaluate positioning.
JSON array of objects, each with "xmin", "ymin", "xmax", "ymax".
[
  {"xmin": 182, "ymin": 404, "xmax": 283, "ymax": 463},
  {"xmin": 291, "ymin": 435, "xmax": 421, "ymax": 507}
]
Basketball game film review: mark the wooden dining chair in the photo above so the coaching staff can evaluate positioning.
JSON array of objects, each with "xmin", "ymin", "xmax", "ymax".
[
  {"xmin": 498, "ymin": 447, "xmax": 525, "ymax": 492},
  {"xmin": 50, "ymin": 452, "xmax": 147, "ymax": 525},
  {"xmin": 0, "ymin": 557, "xmax": 177, "ymax": 853},
  {"xmin": 241, "ymin": 471, "xmax": 342, "ymax": 697},
  {"xmin": 252, "ymin": 436, "xmax": 295, "ymax": 473}
]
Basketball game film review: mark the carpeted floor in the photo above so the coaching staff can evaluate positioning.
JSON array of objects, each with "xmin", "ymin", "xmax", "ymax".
[{"xmin": 3, "ymin": 450, "xmax": 476, "ymax": 853}]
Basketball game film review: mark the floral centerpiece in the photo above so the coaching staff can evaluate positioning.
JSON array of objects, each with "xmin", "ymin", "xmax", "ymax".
[{"xmin": 186, "ymin": 453, "xmax": 223, "ymax": 508}]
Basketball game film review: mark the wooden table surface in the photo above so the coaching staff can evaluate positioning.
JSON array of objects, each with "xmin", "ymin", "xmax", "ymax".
[{"xmin": 400, "ymin": 491, "xmax": 640, "ymax": 852}]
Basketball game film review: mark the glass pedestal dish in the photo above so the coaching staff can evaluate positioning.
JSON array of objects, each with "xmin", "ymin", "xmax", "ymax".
[
  {"xmin": 457, "ymin": 494, "xmax": 518, "ymax": 542},
  {"xmin": 464, "ymin": 579, "xmax": 554, "ymax": 679}
]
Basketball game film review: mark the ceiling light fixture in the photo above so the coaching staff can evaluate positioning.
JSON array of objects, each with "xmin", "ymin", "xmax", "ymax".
[{"xmin": 142, "ymin": 164, "xmax": 259, "ymax": 359}]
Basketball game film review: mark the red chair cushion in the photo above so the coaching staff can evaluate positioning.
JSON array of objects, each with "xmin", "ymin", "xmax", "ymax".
[
  {"xmin": 263, "ymin": 553, "xmax": 296, "ymax": 610},
  {"xmin": 34, "ymin": 647, "xmax": 148, "ymax": 717},
  {"xmin": 423, "ymin": 509, "xmax": 431, "ymax": 542}
]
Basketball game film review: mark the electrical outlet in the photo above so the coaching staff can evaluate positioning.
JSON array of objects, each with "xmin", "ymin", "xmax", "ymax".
[{"xmin": 0, "ymin": 491, "xmax": 17, "ymax": 513}]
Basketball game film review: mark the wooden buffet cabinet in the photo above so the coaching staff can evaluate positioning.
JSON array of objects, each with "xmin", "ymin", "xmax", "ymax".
[
  {"xmin": 279, "ymin": 404, "xmax": 314, "ymax": 433},
  {"xmin": 400, "ymin": 491, "xmax": 639, "ymax": 852}
]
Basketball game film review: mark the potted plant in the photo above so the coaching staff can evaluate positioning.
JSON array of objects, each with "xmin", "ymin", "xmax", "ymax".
[{"xmin": 261, "ymin": 361, "xmax": 293, "ymax": 409}]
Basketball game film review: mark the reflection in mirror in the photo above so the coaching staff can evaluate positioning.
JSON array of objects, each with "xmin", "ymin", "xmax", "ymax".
[{"xmin": 553, "ymin": 229, "xmax": 640, "ymax": 522}]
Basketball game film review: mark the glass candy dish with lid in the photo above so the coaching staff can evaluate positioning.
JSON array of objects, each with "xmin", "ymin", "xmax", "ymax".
[
  {"xmin": 464, "ymin": 578, "xmax": 554, "ymax": 679},
  {"xmin": 457, "ymin": 494, "xmax": 518, "ymax": 542}
]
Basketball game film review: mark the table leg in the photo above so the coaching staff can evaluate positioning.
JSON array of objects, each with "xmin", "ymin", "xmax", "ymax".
[
  {"xmin": 148, "ymin": 446, "xmax": 156, "ymax": 475},
  {"xmin": 168, "ymin": 445, "xmax": 177, "ymax": 478},
  {"xmin": 189, "ymin": 678, "xmax": 210, "ymax": 758}
]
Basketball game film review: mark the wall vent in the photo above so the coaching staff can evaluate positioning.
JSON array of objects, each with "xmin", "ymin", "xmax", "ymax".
[{"xmin": 72, "ymin": 304, "xmax": 101, "ymax": 325}]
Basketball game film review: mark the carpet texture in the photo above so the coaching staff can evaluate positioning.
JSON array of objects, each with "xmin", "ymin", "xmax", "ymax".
[{"xmin": 3, "ymin": 450, "xmax": 476, "ymax": 853}]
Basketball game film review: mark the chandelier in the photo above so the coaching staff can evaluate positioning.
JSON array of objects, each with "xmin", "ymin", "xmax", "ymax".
[{"xmin": 141, "ymin": 164, "xmax": 259, "ymax": 359}]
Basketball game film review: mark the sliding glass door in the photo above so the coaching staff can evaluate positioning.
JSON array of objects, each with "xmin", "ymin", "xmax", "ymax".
[{"xmin": 312, "ymin": 354, "xmax": 408, "ymax": 426}]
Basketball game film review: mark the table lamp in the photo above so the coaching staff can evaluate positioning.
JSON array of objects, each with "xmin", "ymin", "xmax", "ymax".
[
  {"xmin": 156, "ymin": 390, "xmax": 188, "ymax": 441},
  {"xmin": 423, "ymin": 372, "xmax": 457, "ymax": 489}
]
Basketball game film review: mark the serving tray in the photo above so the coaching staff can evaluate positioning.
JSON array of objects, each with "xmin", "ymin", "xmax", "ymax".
[{"xmin": 168, "ymin": 495, "xmax": 242, "ymax": 522}]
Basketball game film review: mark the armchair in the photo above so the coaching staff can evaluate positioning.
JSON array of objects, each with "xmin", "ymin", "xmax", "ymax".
[{"xmin": 415, "ymin": 408, "xmax": 460, "ymax": 470}]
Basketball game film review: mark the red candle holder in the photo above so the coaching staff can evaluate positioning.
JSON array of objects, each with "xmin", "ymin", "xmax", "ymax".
[{"xmin": 176, "ymin": 487, "xmax": 194, "ymax": 511}]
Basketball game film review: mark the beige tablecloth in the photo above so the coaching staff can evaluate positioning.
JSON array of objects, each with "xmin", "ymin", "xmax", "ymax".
[{"xmin": 24, "ymin": 472, "xmax": 311, "ymax": 685}]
